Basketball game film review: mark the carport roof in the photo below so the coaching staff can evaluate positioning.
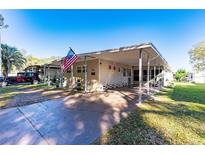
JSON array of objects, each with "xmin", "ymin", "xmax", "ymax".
[
  {"xmin": 77, "ymin": 42, "xmax": 170, "ymax": 70},
  {"xmin": 50, "ymin": 42, "xmax": 171, "ymax": 71}
]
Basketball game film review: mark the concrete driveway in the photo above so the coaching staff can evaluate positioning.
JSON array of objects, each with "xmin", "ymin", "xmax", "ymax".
[{"xmin": 0, "ymin": 88, "xmax": 148, "ymax": 145}]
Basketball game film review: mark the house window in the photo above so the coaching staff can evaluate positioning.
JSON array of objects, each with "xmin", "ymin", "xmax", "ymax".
[
  {"xmin": 67, "ymin": 69, "xmax": 71, "ymax": 73},
  {"xmin": 91, "ymin": 69, "xmax": 95, "ymax": 76},
  {"xmin": 123, "ymin": 68, "xmax": 126, "ymax": 77},
  {"xmin": 118, "ymin": 67, "xmax": 121, "ymax": 72},
  {"xmin": 127, "ymin": 69, "xmax": 131, "ymax": 77},
  {"xmin": 77, "ymin": 66, "xmax": 81, "ymax": 73},
  {"xmin": 133, "ymin": 70, "xmax": 139, "ymax": 81},
  {"xmin": 82, "ymin": 65, "xmax": 87, "ymax": 73}
]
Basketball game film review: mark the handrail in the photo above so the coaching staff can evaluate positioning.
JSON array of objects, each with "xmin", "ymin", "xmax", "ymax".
[{"xmin": 144, "ymin": 72, "xmax": 164, "ymax": 87}]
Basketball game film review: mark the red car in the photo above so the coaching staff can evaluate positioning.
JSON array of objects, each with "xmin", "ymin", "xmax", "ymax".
[{"xmin": 16, "ymin": 72, "xmax": 40, "ymax": 84}]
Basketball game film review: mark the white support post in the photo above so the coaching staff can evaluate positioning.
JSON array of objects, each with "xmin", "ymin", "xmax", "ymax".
[
  {"xmin": 60, "ymin": 60, "xmax": 63, "ymax": 88},
  {"xmin": 48, "ymin": 66, "xmax": 50, "ymax": 86},
  {"xmin": 43, "ymin": 65, "xmax": 46, "ymax": 83},
  {"xmin": 98, "ymin": 59, "xmax": 101, "ymax": 84},
  {"xmin": 150, "ymin": 66, "xmax": 152, "ymax": 88},
  {"xmin": 147, "ymin": 57, "xmax": 150, "ymax": 95},
  {"xmin": 158, "ymin": 66, "xmax": 161, "ymax": 87},
  {"xmin": 154, "ymin": 65, "xmax": 156, "ymax": 87},
  {"xmin": 162, "ymin": 66, "xmax": 165, "ymax": 86},
  {"xmin": 71, "ymin": 64, "xmax": 74, "ymax": 88},
  {"xmin": 84, "ymin": 56, "xmax": 87, "ymax": 92},
  {"xmin": 138, "ymin": 49, "xmax": 143, "ymax": 104}
]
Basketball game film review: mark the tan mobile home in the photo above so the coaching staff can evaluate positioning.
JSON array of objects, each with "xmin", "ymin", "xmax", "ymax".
[{"xmin": 62, "ymin": 43, "xmax": 172, "ymax": 92}]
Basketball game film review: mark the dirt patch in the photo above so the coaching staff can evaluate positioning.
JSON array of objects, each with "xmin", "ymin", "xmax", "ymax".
[{"xmin": 0, "ymin": 87, "xmax": 74, "ymax": 109}]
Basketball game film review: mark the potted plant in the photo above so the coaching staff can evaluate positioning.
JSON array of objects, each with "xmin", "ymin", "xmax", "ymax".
[{"xmin": 76, "ymin": 79, "xmax": 81, "ymax": 91}]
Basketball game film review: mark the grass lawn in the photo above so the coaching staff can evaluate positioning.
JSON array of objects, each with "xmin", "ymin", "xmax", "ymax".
[
  {"xmin": 0, "ymin": 83, "xmax": 53, "ymax": 108},
  {"xmin": 94, "ymin": 82, "xmax": 205, "ymax": 144}
]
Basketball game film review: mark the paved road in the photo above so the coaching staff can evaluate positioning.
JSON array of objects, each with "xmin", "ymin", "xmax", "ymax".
[{"xmin": 0, "ymin": 89, "xmax": 147, "ymax": 144}]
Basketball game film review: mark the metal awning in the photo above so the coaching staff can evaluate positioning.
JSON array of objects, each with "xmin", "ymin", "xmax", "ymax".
[
  {"xmin": 53, "ymin": 42, "xmax": 171, "ymax": 71},
  {"xmin": 76, "ymin": 43, "xmax": 170, "ymax": 70}
]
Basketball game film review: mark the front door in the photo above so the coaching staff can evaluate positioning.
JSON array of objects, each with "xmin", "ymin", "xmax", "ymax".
[{"xmin": 133, "ymin": 70, "xmax": 139, "ymax": 81}]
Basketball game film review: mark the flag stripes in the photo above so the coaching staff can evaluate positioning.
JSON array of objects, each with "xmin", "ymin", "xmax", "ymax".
[
  {"xmin": 64, "ymin": 54, "xmax": 77, "ymax": 69},
  {"xmin": 63, "ymin": 55, "xmax": 78, "ymax": 72},
  {"xmin": 63, "ymin": 48, "xmax": 78, "ymax": 72}
]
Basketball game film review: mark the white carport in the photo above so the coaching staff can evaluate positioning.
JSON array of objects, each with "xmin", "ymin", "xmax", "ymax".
[
  {"xmin": 74, "ymin": 43, "xmax": 171, "ymax": 103},
  {"xmin": 58, "ymin": 43, "xmax": 171, "ymax": 102}
]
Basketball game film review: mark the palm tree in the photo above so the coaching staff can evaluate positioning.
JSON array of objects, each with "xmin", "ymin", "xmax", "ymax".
[{"xmin": 1, "ymin": 44, "xmax": 27, "ymax": 77}]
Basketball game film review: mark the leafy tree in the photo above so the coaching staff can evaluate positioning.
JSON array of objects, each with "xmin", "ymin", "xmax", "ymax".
[
  {"xmin": 26, "ymin": 55, "xmax": 43, "ymax": 66},
  {"xmin": 25, "ymin": 55, "xmax": 61, "ymax": 67},
  {"xmin": 189, "ymin": 42, "xmax": 205, "ymax": 72},
  {"xmin": 1, "ymin": 43, "xmax": 60, "ymax": 77},
  {"xmin": 1, "ymin": 44, "xmax": 27, "ymax": 77},
  {"xmin": 175, "ymin": 69, "xmax": 188, "ymax": 81}
]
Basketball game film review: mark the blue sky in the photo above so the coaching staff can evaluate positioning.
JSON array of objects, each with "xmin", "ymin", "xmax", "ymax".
[{"xmin": 0, "ymin": 9, "xmax": 205, "ymax": 71}]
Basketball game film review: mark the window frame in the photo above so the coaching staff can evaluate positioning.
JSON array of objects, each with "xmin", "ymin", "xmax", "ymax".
[{"xmin": 77, "ymin": 66, "xmax": 82, "ymax": 73}]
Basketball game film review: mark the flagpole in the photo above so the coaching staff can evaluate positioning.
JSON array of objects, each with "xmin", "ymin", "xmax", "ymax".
[{"xmin": 63, "ymin": 47, "xmax": 78, "ymax": 89}]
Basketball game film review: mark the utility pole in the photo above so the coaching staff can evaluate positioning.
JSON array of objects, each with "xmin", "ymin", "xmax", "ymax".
[{"xmin": 0, "ymin": 14, "xmax": 8, "ymax": 78}]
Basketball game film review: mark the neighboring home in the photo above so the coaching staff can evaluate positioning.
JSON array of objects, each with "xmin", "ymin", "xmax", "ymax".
[
  {"xmin": 25, "ymin": 65, "xmax": 42, "ymax": 73},
  {"xmin": 24, "ymin": 61, "xmax": 61, "ymax": 82},
  {"xmin": 24, "ymin": 65, "xmax": 43, "ymax": 80},
  {"xmin": 42, "ymin": 60, "xmax": 62, "ymax": 82},
  {"xmin": 57, "ymin": 43, "xmax": 173, "ymax": 92},
  {"xmin": 192, "ymin": 71, "xmax": 205, "ymax": 84},
  {"xmin": 187, "ymin": 72, "xmax": 193, "ymax": 82}
]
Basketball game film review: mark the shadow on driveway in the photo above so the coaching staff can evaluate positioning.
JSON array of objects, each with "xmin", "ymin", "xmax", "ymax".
[{"xmin": 0, "ymin": 88, "xmax": 148, "ymax": 145}]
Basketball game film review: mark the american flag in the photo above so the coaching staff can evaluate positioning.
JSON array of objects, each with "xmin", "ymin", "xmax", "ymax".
[{"xmin": 63, "ymin": 47, "xmax": 78, "ymax": 72}]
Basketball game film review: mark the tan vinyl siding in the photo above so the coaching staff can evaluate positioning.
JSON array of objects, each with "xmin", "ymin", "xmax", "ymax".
[
  {"xmin": 72, "ymin": 59, "xmax": 99, "ymax": 91},
  {"xmin": 99, "ymin": 59, "xmax": 132, "ymax": 87}
]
